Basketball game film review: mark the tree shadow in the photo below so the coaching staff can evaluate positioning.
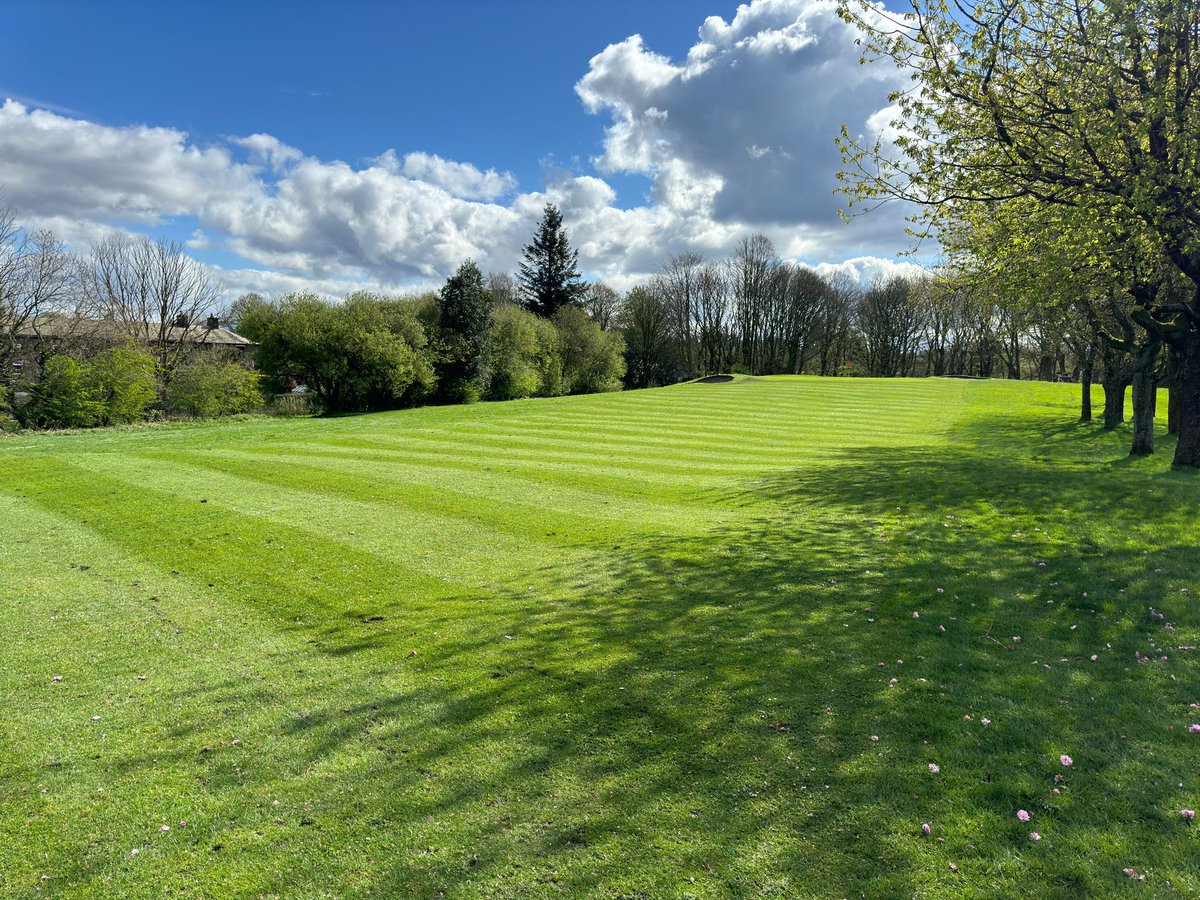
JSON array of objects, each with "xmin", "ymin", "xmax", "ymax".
[{"xmin": 9, "ymin": 408, "xmax": 1200, "ymax": 896}]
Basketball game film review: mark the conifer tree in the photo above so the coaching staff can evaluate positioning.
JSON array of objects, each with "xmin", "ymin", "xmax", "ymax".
[
  {"xmin": 438, "ymin": 259, "xmax": 492, "ymax": 399},
  {"xmin": 518, "ymin": 204, "xmax": 583, "ymax": 318}
]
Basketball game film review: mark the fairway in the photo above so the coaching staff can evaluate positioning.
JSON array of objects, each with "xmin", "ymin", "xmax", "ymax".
[{"xmin": 1, "ymin": 377, "xmax": 1198, "ymax": 897}]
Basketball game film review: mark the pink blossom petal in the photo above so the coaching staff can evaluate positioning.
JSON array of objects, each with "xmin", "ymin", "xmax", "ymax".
[
  {"xmin": 1060, "ymin": 754, "xmax": 1073, "ymax": 766},
  {"xmin": 1017, "ymin": 809, "xmax": 1030, "ymax": 822}
]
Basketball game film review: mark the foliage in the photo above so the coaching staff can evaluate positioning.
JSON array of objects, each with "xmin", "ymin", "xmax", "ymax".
[
  {"xmin": 436, "ymin": 259, "xmax": 492, "ymax": 402},
  {"xmin": 0, "ymin": 384, "xmax": 15, "ymax": 432},
  {"xmin": 167, "ymin": 359, "xmax": 265, "ymax": 418},
  {"xmin": 483, "ymin": 304, "xmax": 562, "ymax": 400},
  {"xmin": 1, "ymin": 379, "xmax": 1197, "ymax": 895},
  {"xmin": 254, "ymin": 292, "xmax": 435, "ymax": 413},
  {"xmin": 518, "ymin": 203, "xmax": 583, "ymax": 318},
  {"xmin": 553, "ymin": 305, "xmax": 626, "ymax": 394},
  {"xmin": 88, "ymin": 345, "xmax": 160, "ymax": 425},
  {"xmin": 17, "ymin": 355, "xmax": 103, "ymax": 428},
  {"xmin": 227, "ymin": 292, "xmax": 276, "ymax": 341},
  {"xmin": 836, "ymin": 0, "xmax": 1200, "ymax": 464}
]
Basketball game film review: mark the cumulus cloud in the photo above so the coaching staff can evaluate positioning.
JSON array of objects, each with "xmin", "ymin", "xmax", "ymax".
[
  {"xmin": 0, "ymin": 3, "xmax": 921, "ymax": 297},
  {"xmin": 807, "ymin": 256, "xmax": 931, "ymax": 287},
  {"xmin": 399, "ymin": 152, "xmax": 517, "ymax": 201},
  {"xmin": 576, "ymin": 0, "xmax": 914, "ymax": 248}
]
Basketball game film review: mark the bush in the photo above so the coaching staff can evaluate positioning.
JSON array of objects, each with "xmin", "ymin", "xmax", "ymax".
[
  {"xmin": 553, "ymin": 306, "xmax": 626, "ymax": 394},
  {"xmin": 0, "ymin": 384, "xmax": 17, "ymax": 432},
  {"xmin": 90, "ymin": 346, "xmax": 159, "ymax": 424},
  {"xmin": 18, "ymin": 355, "xmax": 104, "ymax": 429},
  {"xmin": 167, "ymin": 359, "xmax": 265, "ymax": 417}
]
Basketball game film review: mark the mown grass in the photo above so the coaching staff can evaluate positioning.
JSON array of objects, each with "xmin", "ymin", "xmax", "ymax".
[{"xmin": 0, "ymin": 376, "xmax": 1197, "ymax": 898}]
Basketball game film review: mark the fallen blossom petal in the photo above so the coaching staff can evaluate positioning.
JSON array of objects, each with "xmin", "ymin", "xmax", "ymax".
[
  {"xmin": 921, "ymin": 822, "xmax": 931, "ymax": 835},
  {"xmin": 1017, "ymin": 810, "xmax": 1030, "ymax": 822},
  {"xmin": 928, "ymin": 763, "xmax": 940, "ymax": 774},
  {"xmin": 1060, "ymin": 754, "xmax": 1073, "ymax": 766},
  {"xmin": 1180, "ymin": 809, "xmax": 1195, "ymax": 821},
  {"xmin": 1029, "ymin": 832, "xmax": 1040, "ymax": 841}
]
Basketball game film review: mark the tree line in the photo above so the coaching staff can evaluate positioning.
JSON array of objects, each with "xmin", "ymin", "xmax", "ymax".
[
  {"xmin": 837, "ymin": 0, "xmax": 1200, "ymax": 467},
  {"xmin": 613, "ymin": 233, "xmax": 1098, "ymax": 388}
]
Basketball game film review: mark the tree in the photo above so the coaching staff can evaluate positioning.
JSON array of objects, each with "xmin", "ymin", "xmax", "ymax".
[
  {"xmin": 582, "ymin": 281, "xmax": 621, "ymax": 331},
  {"xmin": 1, "ymin": 212, "xmax": 84, "ymax": 377},
  {"xmin": 518, "ymin": 204, "xmax": 583, "ymax": 318},
  {"xmin": 553, "ymin": 306, "xmax": 626, "ymax": 394},
  {"xmin": 837, "ymin": 0, "xmax": 1200, "ymax": 466},
  {"xmin": 437, "ymin": 259, "xmax": 493, "ymax": 402},
  {"xmin": 857, "ymin": 274, "xmax": 930, "ymax": 377},
  {"xmin": 619, "ymin": 286, "xmax": 677, "ymax": 389},
  {"xmin": 255, "ymin": 292, "xmax": 434, "ymax": 413},
  {"xmin": 89, "ymin": 234, "xmax": 222, "ymax": 379},
  {"xmin": 484, "ymin": 304, "xmax": 563, "ymax": 400}
]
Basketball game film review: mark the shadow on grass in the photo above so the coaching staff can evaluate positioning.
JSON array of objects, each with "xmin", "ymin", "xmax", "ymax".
[{"xmin": 13, "ymin": 409, "xmax": 1200, "ymax": 896}]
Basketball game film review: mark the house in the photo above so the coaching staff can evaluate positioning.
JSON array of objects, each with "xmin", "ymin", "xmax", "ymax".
[{"xmin": 9, "ymin": 315, "xmax": 257, "ymax": 381}]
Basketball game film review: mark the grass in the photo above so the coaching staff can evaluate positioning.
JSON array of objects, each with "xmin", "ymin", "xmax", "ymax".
[{"xmin": 0, "ymin": 376, "xmax": 1197, "ymax": 898}]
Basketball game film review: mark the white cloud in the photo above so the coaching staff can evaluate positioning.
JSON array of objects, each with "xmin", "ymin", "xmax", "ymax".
[
  {"xmin": 576, "ymin": 0, "xmax": 914, "ymax": 249},
  {"xmin": 807, "ymin": 255, "xmax": 930, "ymax": 286},
  {"xmin": 399, "ymin": 151, "xmax": 517, "ymax": 201},
  {"xmin": 0, "ymin": 4, "xmax": 922, "ymax": 298}
]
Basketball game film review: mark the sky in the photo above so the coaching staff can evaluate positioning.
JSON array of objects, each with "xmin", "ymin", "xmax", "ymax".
[{"xmin": 0, "ymin": 0, "xmax": 926, "ymax": 301}]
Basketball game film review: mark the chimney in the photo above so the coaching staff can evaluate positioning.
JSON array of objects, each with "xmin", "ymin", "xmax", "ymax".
[
  {"xmin": 174, "ymin": 314, "xmax": 189, "ymax": 328},
  {"xmin": 206, "ymin": 315, "xmax": 220, "ymax": 330}
]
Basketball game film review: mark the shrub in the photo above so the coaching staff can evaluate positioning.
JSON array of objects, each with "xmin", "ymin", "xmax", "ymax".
[
  {"xmin": 167, "ymin": 359, "xmax": 265, "ymax": 417},
  {"xmin": 0, "ymin": 384, "xmax": 17, "ymax": 432},
  {"xmin": 90, "ymin": 346, "xmax": 159, "ymax": 424},
  {"xmin": 18, "ymin": 355, "xmax": 103, "ymax": 428}
]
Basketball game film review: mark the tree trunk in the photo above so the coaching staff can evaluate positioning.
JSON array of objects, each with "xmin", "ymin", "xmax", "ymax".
[
  {"xmin": 1169, "ymin": 384, "xmax": 1179, "ymax": 435},
  {"xmin": 1171, "ymin": 340, "xmax": 1200, "ymax": 468},
  {"xmin": 1101, "ymin": 376, "xmax": 1128, "ymax": 429},
  {"xmin": 1080, "ymin": 362, "xmax": 1093, "ymax": 423},
  {"xmin": 1130, "ymin": 366, "xmax": 1157, "ymax": 456},
  {"xmin": 1129, "ymin": 341, "xmax": 1161, "ymax": 456}
]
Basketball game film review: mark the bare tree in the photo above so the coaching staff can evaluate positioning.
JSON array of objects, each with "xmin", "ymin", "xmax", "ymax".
[
  {"xmin": 695, "ymin": 262, "xmax": 731, "ymax": 375},
  {"xmin": 728, "ymin": 234, "xmax": 778, "ymax": 374},
  {"xmin": 486, "ymin": 272, "xmax": 519, "ymax": 307},
  {"xmin": 582, "ymin": 281, "xmax": 621, "ymax": 331},
  {"xmin": 655, "ymin": 252, "xmax": 705, "ymax": 375},
  {"xmin": 89, "ymin": 234, "xmax": 221, "ymax": 376},
  {"xmin": 1, "ymin": 211, "xmax": 87, "ymax": 377}
]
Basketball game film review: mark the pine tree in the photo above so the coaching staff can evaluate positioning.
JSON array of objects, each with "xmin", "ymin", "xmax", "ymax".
[{"xmin": 518, "ymin": 204, "xmax": 583, "ymax": 318}]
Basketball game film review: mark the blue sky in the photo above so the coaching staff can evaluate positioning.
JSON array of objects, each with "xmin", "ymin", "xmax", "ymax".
[{"xmin": 0, "ymin": 0, "xmax": 923, "ymax": 297}]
